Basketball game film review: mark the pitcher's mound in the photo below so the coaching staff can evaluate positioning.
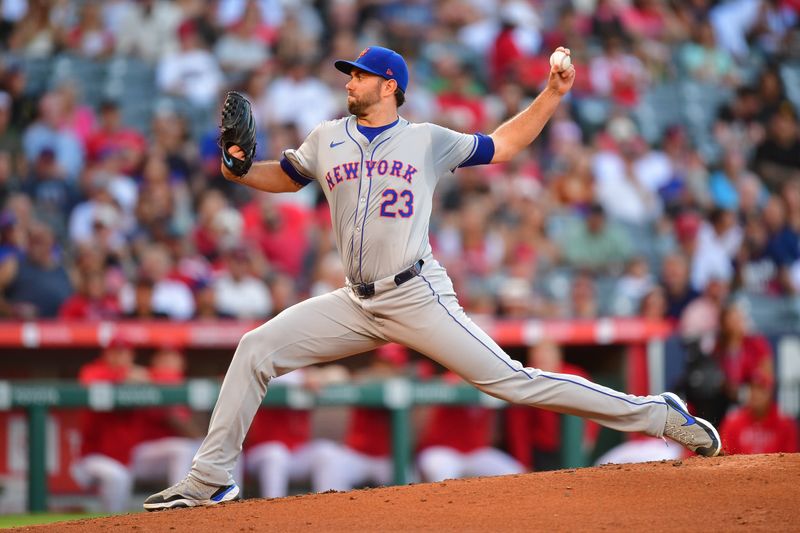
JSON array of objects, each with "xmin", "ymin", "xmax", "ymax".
[{"xmin": 14, "ymin": 453, "xmax": 800, "ymax": 532}]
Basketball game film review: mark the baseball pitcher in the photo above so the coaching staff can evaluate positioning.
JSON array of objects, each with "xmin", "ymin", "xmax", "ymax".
[{"xmin": 145, "ymin": 46, "xmax": 721, "ymax": 510}]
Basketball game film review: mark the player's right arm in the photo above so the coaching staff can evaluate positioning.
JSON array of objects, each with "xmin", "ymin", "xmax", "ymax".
[
  {"xmin": 221, "ymin": 146, "xmax": 304, "ymax": 193},
  {"xmin": 490, "ymin": 47, "xmax": 575, "ymax": 163}
]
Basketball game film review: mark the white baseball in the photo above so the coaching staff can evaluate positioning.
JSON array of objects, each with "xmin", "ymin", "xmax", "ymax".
[{"xmin": 549, "ymin": 50, "xmax": 571, "ymax": 72}]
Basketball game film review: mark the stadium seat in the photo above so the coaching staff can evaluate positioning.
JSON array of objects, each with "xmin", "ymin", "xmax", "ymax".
[{"xmin": 737, "ymin": 292, "xmax": 800, "ymax": 334}]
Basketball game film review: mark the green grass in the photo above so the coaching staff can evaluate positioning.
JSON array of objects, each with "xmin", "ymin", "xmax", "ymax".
[{"xmin": 0, "ymin": 513, "xmax": 108, "ymax": 529}]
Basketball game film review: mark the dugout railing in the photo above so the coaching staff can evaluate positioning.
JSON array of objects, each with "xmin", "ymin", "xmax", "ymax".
[
  {"xmin": 0, "ymin": 318, "xmax": 677, "ymax": 512},
  {"xmin": 1, "ymin": 379, "xmax": 589, "ymax": 513}
]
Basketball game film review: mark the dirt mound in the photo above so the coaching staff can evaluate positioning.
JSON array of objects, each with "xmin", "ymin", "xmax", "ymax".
[{"xmin": 14, "ymin": 453, "xmax": 799, "ymax": 532}]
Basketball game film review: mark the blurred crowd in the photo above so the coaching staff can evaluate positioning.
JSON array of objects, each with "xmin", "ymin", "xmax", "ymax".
[{"xmin": 0, "ymin": 0, "xmax": 798, "ymax": 336}]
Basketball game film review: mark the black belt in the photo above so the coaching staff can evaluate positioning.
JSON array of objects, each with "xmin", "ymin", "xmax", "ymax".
[{"xmin": 352, "ymin": 260, "xmax": 424, "ymax": 299}]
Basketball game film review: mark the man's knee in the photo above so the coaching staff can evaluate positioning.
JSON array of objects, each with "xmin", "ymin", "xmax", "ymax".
[
  {"xmin": 236, "ymin": 329, "xmax": 275, "ymax": 376},
  {"xmin": 237, "ymin": 330, "xmax": 261, "ymax": 357}
]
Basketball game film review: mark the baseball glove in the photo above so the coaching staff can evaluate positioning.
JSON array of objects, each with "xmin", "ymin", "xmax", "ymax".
[{"xmin": 218, "ymin": 91, "xmax": 257, "ymax": 177}]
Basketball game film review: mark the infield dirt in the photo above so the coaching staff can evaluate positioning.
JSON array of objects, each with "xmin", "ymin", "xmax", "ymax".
[{"xmin": 11, "ymin": 453, "xmax": 799, "ymax": 532}]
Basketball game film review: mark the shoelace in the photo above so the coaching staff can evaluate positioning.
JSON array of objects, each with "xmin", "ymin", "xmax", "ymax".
[
  {"xmin": 665, "ymin": 425, "xmax": 702, "ymax": 447},
  {"xmin": 167, "ymin": 476, "xmax": 199, "ymax": 496}
]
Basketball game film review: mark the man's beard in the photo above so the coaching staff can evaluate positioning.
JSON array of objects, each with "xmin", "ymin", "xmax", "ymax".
[{"xmin": 347, "ymin": 88, "xmax": 382, "ymax": 117}]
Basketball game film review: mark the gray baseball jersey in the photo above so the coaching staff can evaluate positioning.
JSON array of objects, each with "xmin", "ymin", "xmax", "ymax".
[
  {"xmin": 190, "ymin": 116, "xmax": 673, "ymax": 487},
  {"xmin": 283, "ymin": 116, "xmax": 478, "ymax": 284}
]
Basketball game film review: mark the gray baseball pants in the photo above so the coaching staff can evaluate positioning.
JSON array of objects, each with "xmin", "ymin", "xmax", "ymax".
[{"xmin": 191, "ymin": 259, "xmax": 669, "ymax": 486}]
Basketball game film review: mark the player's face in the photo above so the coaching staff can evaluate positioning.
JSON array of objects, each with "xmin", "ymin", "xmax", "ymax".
[{"xmin": 346, "ymin": 69, "xmax": 384, "ymax": 117}]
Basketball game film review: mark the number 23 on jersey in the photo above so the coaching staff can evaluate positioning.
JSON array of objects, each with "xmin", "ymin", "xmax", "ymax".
[{"xmin": 380, "ymin": 189, "xmax": 414, "ymax": 218}]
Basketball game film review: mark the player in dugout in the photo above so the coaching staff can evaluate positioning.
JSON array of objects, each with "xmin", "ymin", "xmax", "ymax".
[{"xmin": 73, "ymin": 337, "xmax": 200, "ymax": 512}]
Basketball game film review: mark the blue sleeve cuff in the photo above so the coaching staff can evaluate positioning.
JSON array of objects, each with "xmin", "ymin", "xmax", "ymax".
[
  {"xmin": 280, "ymin": 156, "xmax": 314, "ymax": 187},
  {"xmin": 459, "ymin": 133, "xmax": 495, "ymax": 168}
]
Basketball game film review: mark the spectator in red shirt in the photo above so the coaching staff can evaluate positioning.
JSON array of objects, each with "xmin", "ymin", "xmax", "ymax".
[
  {"xmin": 506, "ymin": 341, "xmax": 599, "ymax": 471},
  {"xmin": 85, "ymin": 99, "xmax": 147, "ymax": 175},
  {"xmin": 541, "ymin": 4, "xmax": 591, "ymax": 58},
  {"xmin": 677, "ymin": 299, "xmax": 772, "ymax": 428},
  {"xmin": 417, "ymin": 372, "xmax": 523, "ymax": 482},
  {"xmin": 435, "ymin": 197, "xmax": 505, "ymax": 288},
  {"xmin": 488, "ymin": 12, "xmax": 526, "ymax": 89},
  {"xmin": 713, "ymin": 302, "xmax": 774, "ymax": 403},
  {"xmin": 59, "ymin": 269, "xmax": 120, "ymax": 320},
  {"xmin": 589, "ymin": 34, "xmax": 648, "ymax": 108},
  {"xmin": 55, "ymin": 80, "xmax": 96, "ymax": 148},
  {"xmin": 720, "ymin": 367, "xmax": 799, "ymax": 455},
  {"xmin": 240, "ymin": 194, "xmax": 311, "ymax": 278},
  {"xmin": 620, "ymin": 0, "xmax": 672, "ymax": 42},
  {"xmin": 191, "ymin": 189, "xmax": 230, "ymax": 261},
  {"xmin": 64, "ymin": 1, "xmax": 114, "ymax": 59},
  {"xmin": 435, "ymin": 64, "xmax": 487, "ymax": 134}
]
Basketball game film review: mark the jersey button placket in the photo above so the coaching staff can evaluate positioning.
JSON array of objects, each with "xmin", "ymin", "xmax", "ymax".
[{"xmin": 356, "ymin": 141, "xmax": 369, "ymax": 233}]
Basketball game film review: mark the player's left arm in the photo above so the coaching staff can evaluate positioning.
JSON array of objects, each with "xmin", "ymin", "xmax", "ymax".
[{"xmin": 489, "ymin": 47, "xmax": 575, "ymax": 164}]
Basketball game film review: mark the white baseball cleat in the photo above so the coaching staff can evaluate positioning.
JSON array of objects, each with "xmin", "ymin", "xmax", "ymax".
[
  {"xmin": 661, "ymin": 392, "xmax": 722, "ymax": 457},
  {"xmin": 143, "ymin": 475, "xmax": 240, "ymax": 511}
]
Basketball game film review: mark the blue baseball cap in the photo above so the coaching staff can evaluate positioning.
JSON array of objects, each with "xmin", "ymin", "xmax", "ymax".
[{"xmin": 335, "ymin": 46, "xmax": 409, "ymax": 93}]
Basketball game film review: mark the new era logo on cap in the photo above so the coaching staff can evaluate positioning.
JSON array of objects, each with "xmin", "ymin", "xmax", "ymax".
[{"xmin": 334, "ymin": 46, "xmax": 409, "ymax": 93}]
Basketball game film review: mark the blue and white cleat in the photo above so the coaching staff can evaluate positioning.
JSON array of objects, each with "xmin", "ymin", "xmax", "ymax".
[
  {"xmin": 661, "ymin": 392, "xmax": 722, "ymax": 457},
  {"xmin": 144, "ymin": 476, "xmax": 239, "ymax": 511}
]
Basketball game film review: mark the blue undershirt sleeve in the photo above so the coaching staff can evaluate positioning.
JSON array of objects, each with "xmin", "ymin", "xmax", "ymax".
[
  {"xmin": 279, "ymin": 156, "xmax": 314, "ymax": 187},
  {"xmin": 458, "ymin": 133, "xmax": 495, "ymax": 168}
]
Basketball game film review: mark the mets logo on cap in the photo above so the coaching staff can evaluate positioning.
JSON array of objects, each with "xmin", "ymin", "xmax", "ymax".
[{"xmin": 334, "ymin": 46, "xmax": 410, "ymax": 93}]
